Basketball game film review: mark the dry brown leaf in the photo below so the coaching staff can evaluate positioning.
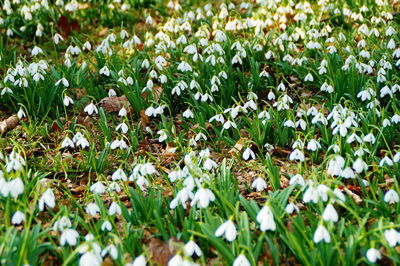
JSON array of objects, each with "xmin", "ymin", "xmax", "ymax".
[
  {"xmin": 152, "ymin": 86, "xmax": 163, "ymax": 103},
  {"xmin": 0, "ymin": 114, "xmax": 19, "ymax": 135},
  {"xmin": 99, "ymin": 95, "xmax": 131, "ymax": 113},
  {"xmin": 229, "ymin": 137, "xmax": 248, "ymax": 156},
  {"xmin": 140, "ymin": 110, "xmax": 149, "ymax": 129},
  {"xmin": 98, "ymin": 28, "xmax": 109, "ymax": 37},
  {"xmin": 148, "ymin": 238, "xmax": 177, "ymax": 265}
]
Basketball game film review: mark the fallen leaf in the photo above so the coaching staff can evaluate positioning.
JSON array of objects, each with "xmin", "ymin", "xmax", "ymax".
[
  {"xmin": 148, "ymin": 238, "xmax": 177, "ymax": 265},
  {"xmin": 57, "ymin": 15, "xmax": 80, "ymax": 38},
  {"xmin": 99, "ymin": 95, "xmax": 131, "ymax": 113},
  {"xmin": 0, "ymin": 114, "xmax": 19, "ymax": 135}
]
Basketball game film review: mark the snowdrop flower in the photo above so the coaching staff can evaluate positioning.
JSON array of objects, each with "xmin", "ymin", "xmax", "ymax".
[
  {"xmin": 184, "ymin": 240, "xmax": 202, "ymax": 256},
  {"xmin": 379, "ymin": 157, "xmax": 393, "ymax": 167},
  {"xmin": 384, "ymin": 189, "xmax": 399, "ymax": 204},
  {"xmin": 168, "ymin": 254, "xmax": 184, "ymax": 266},
  {"xmin": 251, "ymin": 177, "xmax": 267, "ymax": 191},
  {"xmin": 307, "ymin": 139, "xmax": 321, "ymax": 151},
  {"xmin": 39, "ymin": 189, "xmax": 56, "ymax": 211},
  {"xmin": 384, "ymin": 229, "xmax": 400, "ymax": 247},
  {"xmin": 53, "ymin": 216, "xmax": 72, "ymax": 232},
  {"xmin": 60, "ymin": 229, "xmax": 79, "ymax": 246},
  {"xmin": 285, "ymin": 203, "xmax": 299, "ymax": 214},
  {"xmin": 99, "ymin": 66, "xmax": 110, "ymax": 76},
  {"xmin": 313, "ymin": 224, "xmax": 331, "ymax": 243},
  {"xmin": 109, "ymin": 202, "xmax": 121, "ymax": 216},
  {"xmin": 183, "ymin": 109, "xmax": 194, "ymax": 119},
  {"xmin": 90, "ymin": 182, "xmax": 106, "ymax": 194},
  {"xmin": 352, "ymin": 158, "xmax": 368, "ymax": 173},
  {"xmin": 191, "ymin": 188, "xmax": 215, "ymax": 208},
  {"xmin": 322, "ymin": 204, "xmax": 339, "ymax": 222},
  {"xmin": 303, "ymin": 186, "xmax": 319, "ymax": 204},
  {"xmin": 56, "ymin": 78, "xmax": 69, "ymax": 87},
  {"xmin": 326, "ymin": 155, "xmax": 345, "ymax": 176},
  {"xmin": 363, "ymin": 133, "xmax": 376, "ymax": 144},
  {"xmin": 366, "ymin": 248, "xmax": 381, "ymax": 263},
  {"xmin": 215, "ymin": 220, "xmax": 237, "ymax": 242},
  {"xmin": 101, "ymin": 245, "xmax": 118, "ymax": 259},
  {"xmin": 53, "ymin": 33, "xmax": 64, "ymax": 44},
  {"xmin": 170, "ymin": 188, "xmax": 194, "ymax": 209},
  {"xmin": 116, "ymin": 123, "xmax": 129, "ymax": 134},
  {"xmin": 242, "ymin": 147, "xmax": 255, "ymax": 160},
  {"xmin": 61, "ymin": 137, "xmax": 75, "ymax": 148},
  {"xmin": 233, "ymin": 254, "xmax": 251, "ymax": 266},
  {"xmin": 289, "ymin": 174, "xmax": 305, "ymax": 186},
  {"xmin": 101, "ymin": 220, "xmax": 112, "ymax": 231},
  {"xmin": 17, "ymin": 109, "xmax": 26, "ymax": 119},
  {"xmin": 157, "ymin": 130, "xmax": 168, "ymax": 142},
  {"xmin": 31, "ymin": 46, "xmax": 43, "ymax": 56},
  {"xmin": 84, "ymin": 103, "xmax": 98, "ymax": 115},
  {"xmin": 86, "ymin": 203, "xmax": 100, "ymax": 216},
  {"xmin": 112, "ymin": 168, "xmax": 127, "ymax": 181},
  {"xmin": 341, "ymin": 167, "xmax": 355, "ymax": 179},
  {"xmin": 63, "ymin": 96, "xmax": 74, "ymax": 107},
  {"xmin": 289, "ymin": 149, "xmax": 305, "ymax": 162},
  {"xmin": 257, "ymin": 205, "xmax": 276, "ymax": 231},
  {"xmin": 11, "ymin": 211, "xmax": 25, "ymax": 225},
  {"xmin": 129, "ymin": 255, "xmax": 146, "ymax": 266},
  {"xmin": 118, "ymin": 107, "xmax": 127, "ymax": 117},
  {"xmin": 304, "ymin": 73, "xmax": 314, "ymax": 82},
  {"xmin": 80, "ymin": 250, "xmax": 102, "ymax": 266}
]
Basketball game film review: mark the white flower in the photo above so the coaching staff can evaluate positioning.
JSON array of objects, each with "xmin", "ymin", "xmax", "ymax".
[
  {"xmin": 352, "ymin": 158, "xmax": 368, "ymax": 173},
  {"xmin": 118, "ymin": 108, "xmax": 127, "ymax": 117},
  {"xmin": 11, "ymin": 211, "xmax": 25, "ymax": 225},
  {"xmin": 39, "ymin": 189, "xmax": 56, "ymax": 211},
  {"xmin": 79, "ymin": 251, "xmax": 102, "ymax": 266},
  {"xmin": 170, "ymin": 188, "xmax": 194, "ymax": 209},
  {"xmin": 289, "ymin": 174, "xmax": 305, "ymax": 186},
  {"xmin": 363, "ymin": 133, "xmax": 376, "ymax": 144},
  {"xmin": 215, "ymin": 220, "xmax": 237, "ymax": 242},
  {"xmin": 366, "ymin": 248, "xmax": 381, "ymax": 263},
  {"xmin": 285, "ymin": 203, "xmax": 299, "ymax": 214},
  {"xmin": 303, "ymin": 186, "xmax": 319, "ymax": 204},
  {"xmin": 129, "ymin": 255, "xmax": 146, "ymax": 266},
  {"xmin": 157, "ymin": 130, "xmax": 168, "ymax": 142},
  {"xmin": 99, "ymin": 66, "xmax": 110, "ymax": 76},
  {"xmin": 63, "ymin": 96, "xmax": 74, "ymax": 106},
  {"xmin": 384, "ymin": 229, "xmax": 400, "ymax": 247},
  {"xmin": 307, "ymin": 139, "xmax": 321, "ymax": 151},
  {"xmin": 233, "ymin": 254, "xmax": 251, "ymax": 266},
  {"xmin": 384, "ymin": 189, "xmax": 399, "ymax": 204},
  {"xmin": 84, "ymin": 103, "xmax": 98, "ymax": 115},
  {"xmin": 322, "ymin": 204, "xmax": 339, "ymax": 222},
  {"xmin": 112, "ymin": 168, "xmax": 127, "ymax": 181},
  {"xmin": 31, "ymin": 46, "xmax": 43, "ymax": 56},
  {"xmin": 60, "ymin": 229, "xmax": 79, "ymax": 246},
  {"xmin": 86, "ymin": 203, "xmax": 100, "ymax": 216},
  {"xmin": 101, "ymin": 220, "xmax": 112, "ymax": 231},
  {"xmin": 251, "ymin": 177, "xmax": 267, "ymax": 191},
  {"xmin": 90, "ymin": 182, "xmax": 106, "ymax": 194},
  {"xmin": 56, "ymin": 78, "xmax": 69, "ymax": 87},
  {"xmin": 190, "ymin": 188, "xmax": 215, "ymax": 208},
  {"xmin": 289, "ymin": 149, "xmax": 305, "ymax": 162},
  {"xmin": 304, "ymin": 73, "xmax": 314, "ymax": 82},
  {"xmin": 17, "ymin": 109, "xmax": 26, "ymax": 119},
  {"xmin": 243, "ymin": 147, "xmax": 255, "ymax": 160},
  {"xmin": 313, "ymin": 224, "xmax": 331, "ymax": 243},
  {"xmin": 256, "ymin": 205, "xmax": 276, "ymax": 231},
  {"xmin": 183, "ymin": 109, "xmax": 194, "ymax": 119},
  {"xmin": 109, "ymin": 202, "xmax": 121, "ymax": 216},
  {"xmin": 184, "ymin": 240, "xmax": 202, "ymax": 256}
]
